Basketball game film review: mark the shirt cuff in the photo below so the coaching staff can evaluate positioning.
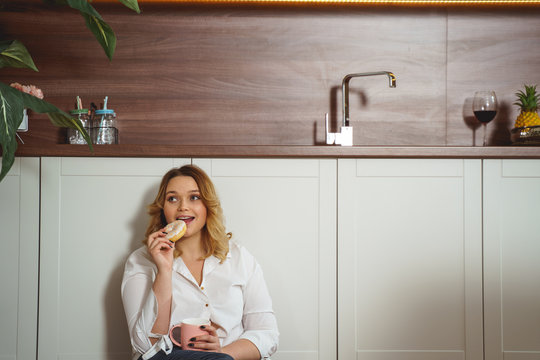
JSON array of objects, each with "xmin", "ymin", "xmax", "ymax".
[
  {"xmin": 140, "ymin": 334, "xmax": 173, "ymax": 360},
  {"xmin": 239, "ymin": 329, "xmax": 279, "ymax": 359}
]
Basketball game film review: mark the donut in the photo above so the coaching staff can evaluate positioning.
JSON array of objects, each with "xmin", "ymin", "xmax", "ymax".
[{"xmin": 164, "ymin": 220, "xmax": 187, "ymax": 242}]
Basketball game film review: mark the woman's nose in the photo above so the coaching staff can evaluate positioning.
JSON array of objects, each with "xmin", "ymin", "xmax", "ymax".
[{"xmin": 177, "ymin": 199, "xmax": 188, "ymax": 210}]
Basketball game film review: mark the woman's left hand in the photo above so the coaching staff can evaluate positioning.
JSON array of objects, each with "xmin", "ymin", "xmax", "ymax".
[{"xmin": 188, "ymin": 324, "xmax": 222, "ymax": 352}]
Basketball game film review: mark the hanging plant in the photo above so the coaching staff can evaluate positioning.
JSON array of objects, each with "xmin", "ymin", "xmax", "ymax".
[{"xmin": 0, "ymin": 0, "xmax": 140, "ymax": 182}]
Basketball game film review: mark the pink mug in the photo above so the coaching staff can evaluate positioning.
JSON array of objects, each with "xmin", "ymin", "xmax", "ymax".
[{"xmin": 169, "ymin": 317, "xmax": 210, "ymax": 351}]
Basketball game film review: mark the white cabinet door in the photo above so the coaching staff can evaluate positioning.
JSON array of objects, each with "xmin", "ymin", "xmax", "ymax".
[
  {"xmin": 194, "ymin": 159, "xmax": 337, "ymax": 360},
  {"xmin": 483, "ymin": 159, "xmax": 540, "ymax": 360},
  {"xmin": 337, "ymin": 159, "xmax": 483, "ymax": 360},
  {"xmin": 39, "ymin": 157, "xmax": 190, "ymax": 360},
  {"xmin": 0, "ymin": 158, "xmax": 40, "ymax": 360}
]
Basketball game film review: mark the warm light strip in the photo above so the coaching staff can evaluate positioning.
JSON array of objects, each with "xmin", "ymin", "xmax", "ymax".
[{"xmin": 116, "ymin": 0, "xmax": 540, "ymax": 3}]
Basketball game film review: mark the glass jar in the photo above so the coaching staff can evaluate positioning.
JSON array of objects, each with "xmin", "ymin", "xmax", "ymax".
[
  {"xmin": 67, "ymin": 109, "xmax": 92, "ymax": 145},
  {"xmin": 92, "ymin": 109, "xmax": 118, "ymax": 144}
]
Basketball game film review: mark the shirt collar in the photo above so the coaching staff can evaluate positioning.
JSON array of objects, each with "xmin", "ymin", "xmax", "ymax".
[{"xmin": 172, "ymin": 251, "xmax": 231, "ymax": 281}]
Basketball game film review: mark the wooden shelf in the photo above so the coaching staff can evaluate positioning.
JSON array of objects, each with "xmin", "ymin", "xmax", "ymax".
[{"xmin": 12, "ymin": 144, "xmax": 540, "ymax": 159}]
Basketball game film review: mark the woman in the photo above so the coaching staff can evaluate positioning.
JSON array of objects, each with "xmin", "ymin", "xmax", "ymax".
[{"xmin": 121, "ymin": 165, "xmax": 279, "ymax": 360}]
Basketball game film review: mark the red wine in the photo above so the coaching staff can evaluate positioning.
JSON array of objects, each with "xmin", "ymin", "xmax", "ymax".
[{"xmin": 474, "ymin": 110, "xmax": 497, "ymax": 123}]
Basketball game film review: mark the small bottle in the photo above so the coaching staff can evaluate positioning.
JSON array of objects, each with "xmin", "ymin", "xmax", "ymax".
[
  {"xmin": 67, "ymin": 109, "xmax": 92, "ymax": 145},
  {"xmin": 92, "ymin": 109, "xmax": 118, "ymax": 144}
]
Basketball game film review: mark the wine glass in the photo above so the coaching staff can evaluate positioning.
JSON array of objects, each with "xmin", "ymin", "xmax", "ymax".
[{"xmin": 473, "ymin": 91, "xmax": 498, "ymax": 146}]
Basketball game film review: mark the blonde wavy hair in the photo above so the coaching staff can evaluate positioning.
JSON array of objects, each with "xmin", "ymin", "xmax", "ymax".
[{"xmin": 144, "ymin": 165, "xmax": 231, "ymax": 262}]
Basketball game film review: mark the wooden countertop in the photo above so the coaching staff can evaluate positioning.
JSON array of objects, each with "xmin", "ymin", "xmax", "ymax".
[{"xmin": 13, "ymin": 144, "xmax": 540, "ymax": 158}]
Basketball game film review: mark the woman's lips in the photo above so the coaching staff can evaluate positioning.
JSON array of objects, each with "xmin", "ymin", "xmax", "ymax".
[{"xmin": 177, "ymin": 216, "xmax": 194, "ymax": 225}]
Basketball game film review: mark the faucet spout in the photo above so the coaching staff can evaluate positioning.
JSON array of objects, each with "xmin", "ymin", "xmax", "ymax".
[{"xmin": 342, "ymin": 71, "xmax": 396, "ymax": 127}]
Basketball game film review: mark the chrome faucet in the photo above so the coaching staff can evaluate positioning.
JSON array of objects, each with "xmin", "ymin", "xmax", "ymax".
[{"xmin": 326, "ymin": 71, "xmax": 396, "ymax": 146}]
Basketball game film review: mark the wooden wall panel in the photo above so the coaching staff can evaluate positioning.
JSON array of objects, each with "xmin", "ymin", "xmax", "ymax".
[
  {"xmin": 447, "ymin": 10, "xmax": 540, "ymax": 146},
  {"xmin": 0, "ymin": 2, "xmax": 539, "ymax": 147}
]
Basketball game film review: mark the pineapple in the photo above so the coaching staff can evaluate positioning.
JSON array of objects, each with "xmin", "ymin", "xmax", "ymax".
[{"xmin": 514, "ymin": 84, "xmax": 540, "ymax": 128}]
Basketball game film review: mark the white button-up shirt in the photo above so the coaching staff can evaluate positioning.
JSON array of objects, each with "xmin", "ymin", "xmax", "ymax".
[{"xmin": 121, "ymin": 241, "xmax": 279, "ymax": 359}]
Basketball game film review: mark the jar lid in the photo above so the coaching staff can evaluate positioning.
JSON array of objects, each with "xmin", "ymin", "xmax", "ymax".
[
  {"xmin": 70, "ymin": 109, "xmax": 89, "ymax": 115},
  {"xmin": 95, "ymin": 109, "xmax": 115, "ymax": 115}
]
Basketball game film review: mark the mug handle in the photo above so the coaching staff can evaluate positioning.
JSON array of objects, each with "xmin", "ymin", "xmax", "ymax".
[{"xmin": 169, "ymin": 324, "xmax": 182, "ymax": 347}]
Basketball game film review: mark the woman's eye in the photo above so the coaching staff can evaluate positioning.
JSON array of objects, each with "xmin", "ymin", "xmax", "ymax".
[
  {"xmin": 166, "ymin": 196, "xmax": 178, "ymax": 203},
  {"xmin": 191, "ymin": 195, "xmax": 201, "ymax": 201}
]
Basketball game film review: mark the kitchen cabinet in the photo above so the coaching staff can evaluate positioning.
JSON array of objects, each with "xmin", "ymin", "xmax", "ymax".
[
  {"xmin": 337, "ymin": 159, "xmax": 484, "ymax": 360},
  {"xmin": 483, "ymin": 159, "xmax": 540, "ymax": 360},
  {"xmin": 2, "ymin": 156, "xmax": 539, "ymax": 360},
  {"xmin": 0, "ymin": 158, "xmax": 40, "ymax": 360},
  {"xmin": 193, "ymin": 158, "xmax": 337, "ymax": 360}
]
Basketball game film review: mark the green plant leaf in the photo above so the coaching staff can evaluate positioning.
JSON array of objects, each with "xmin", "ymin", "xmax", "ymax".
[
  {"xmin": 0, "ymin": 83, "xmax": 24, "ymax": 182},
  {"xmin": 66, "ymin": 0, "xmax": 105, "ymax": 21},
  {"xmin": 66, "ymin": 0, "xmax": 116, "ymax": 60},
  {"xmin": 0, "ymin": 133, "xmax": 17, "ymax": 183},
  {"xmin": 118, "ymin": 0, "xmax": 141, "ymax": 14},
  {"xmin": 0, "ymin": 82, "xmax": 93, "ymax": 182},
  {"xmin": 83, "ymin": 14, "xmax": 116, "ymax": 60},
  {"xmin": 0, "ymin": 40, "xmax": 39, "ymax": 72}
]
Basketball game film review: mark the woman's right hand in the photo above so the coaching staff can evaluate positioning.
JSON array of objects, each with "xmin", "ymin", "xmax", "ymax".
[
  {"xmin": 147, "ymin": 229, "xmax": 174, "ymax": 272},
  {"xmin": 147, "ymin": 229, "xmax": 175, "ymax": 340}
]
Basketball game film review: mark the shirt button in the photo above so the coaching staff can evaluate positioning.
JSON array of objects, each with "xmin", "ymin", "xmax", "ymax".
[
  {"xmin": 200, "ymin": 286, "xmax": 205, "ymax": 290},
  {"xmin": 205, "ymin": 304, "xmax": 209, "ymax": 307}
]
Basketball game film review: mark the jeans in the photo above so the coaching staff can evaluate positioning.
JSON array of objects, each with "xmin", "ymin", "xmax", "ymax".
[{"xmin": 140, "ymin": 348, "xmax": 234, "ymax": 360}]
